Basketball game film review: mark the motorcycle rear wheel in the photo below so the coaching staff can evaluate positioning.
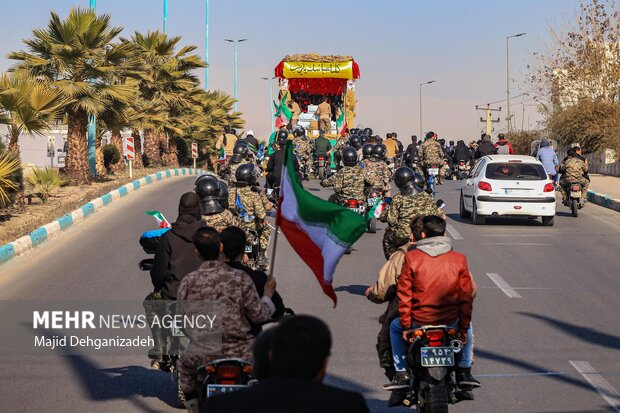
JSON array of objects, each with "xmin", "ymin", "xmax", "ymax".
[
  {"xmin": 318, "ymin": 166, "xmax": 325, "ymax": 180},
  {"xmin": 420, "ymin": 382, "xmax": 449, "ymax": 413},
  {"xmin": 571, "ymin": 198, "xmax": 579, "ymax": 217},
  {"xmin": 368, "ymin": 217, "xmax": 377, "ymax": 233}
]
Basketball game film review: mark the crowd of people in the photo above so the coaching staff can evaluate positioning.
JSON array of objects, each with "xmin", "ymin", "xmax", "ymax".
[{"xmin": 143, "ymin": 122, "xmax": 593, "ymax": 411}]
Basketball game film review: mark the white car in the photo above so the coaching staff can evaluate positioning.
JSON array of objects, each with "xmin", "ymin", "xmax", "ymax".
[{"xmin": 459, "ymin": 155, "xmax": 556, "ymax": 226}]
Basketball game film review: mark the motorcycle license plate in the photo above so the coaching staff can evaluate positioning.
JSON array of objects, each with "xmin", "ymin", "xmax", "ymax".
[
  {"xmin": 428, "ymin": 168, "xmax": 439, "ymax": 176},
  {"xmin": 318, "ymin": 161, "xmax": 325, "ymax": 167},
  {"xmin": 245, "ymin": 244, "xmax": 253, "ymax": 253},
  {"xmin": 571, "ymin": 191, "xmax": 581, "ymax": 198},
  {"xmin": 367, "ymin": 197, "xmax": 380, "ymax": 207},
  {"xmin": 206, "ymin": 384, "xmax": 247, "ymax": 398},
  {"xmin": 420, "ymin": 347, "xmax": 454, "ymax": 367},
  {"xmin": 266, "ymin": 188, "xmax": 274, "ymax": 196}
]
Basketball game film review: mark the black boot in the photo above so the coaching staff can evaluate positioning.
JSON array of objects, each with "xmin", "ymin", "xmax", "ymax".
[
  {"xmin": 382, "ymin": 371, "xmax": 410, "ymax": 391},
  {"xmin": 457, "ymin": 367, "xmax": 481, "ymax": 389}
]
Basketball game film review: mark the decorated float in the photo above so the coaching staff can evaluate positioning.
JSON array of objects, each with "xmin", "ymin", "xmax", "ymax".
[{"xmin": 273, "ymin": 54, "xmax": 360, "ymax": 138}]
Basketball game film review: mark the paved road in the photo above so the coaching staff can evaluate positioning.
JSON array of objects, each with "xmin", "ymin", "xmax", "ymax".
[{"xmin": 1, "ymin": 175, "xmax": 619, "ymax": 412}]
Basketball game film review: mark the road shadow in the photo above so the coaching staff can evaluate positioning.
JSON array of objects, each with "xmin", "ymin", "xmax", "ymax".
[
  {"xmin": 335, "ymin": 284, "xmax": 368, "ymax": 296},
  {"xmin": 446, "ymin": 212, "xmax": 543, "ymax": 226},
  {"xmin": 476, "ymin": 348, "xmax": 592, "ymax": 392},
  {"xmin": 518, "ymin": 312, "xmax": 620, "ymax": 350},
  {"xmin": 325, "ymin": 374, "xmax": 409, "ymax": 413}
]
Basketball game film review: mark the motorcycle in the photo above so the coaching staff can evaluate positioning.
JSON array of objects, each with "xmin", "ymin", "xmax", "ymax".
[
  {"xmin": 315, "ymin": 155, "xmax": 328, "ymax": 180},
  {"xmin": 198, "ymin": 358, "xmax": 255, "ymax": 402},
  {"xmin": 343, "ymin": 198, "xmax": 365, "ymax": 254},
  {"xmin": 364, "ymin": 187, "xmax": 383, "ymax": 233},
  {"xmin": 402, "ymin": 325, "xmax": 474, "ymax": 412},
  {"xmin": 565, "ymin": 181, "xmax": 584, "ymax": 217},
  {"xmin": 454, "ymin": 160, "xmax": 469, "ymax": 180},
  {"xmin": 425, "ymin": 165, "xmax": 440, "ymax": 197}
]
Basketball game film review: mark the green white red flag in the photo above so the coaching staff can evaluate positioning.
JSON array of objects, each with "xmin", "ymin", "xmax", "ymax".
[
  {"xmin": 146, "ymin": 210, "xmax": 171, "ymax": 229},
  {"xmin": 276, "ymin": 142, "xmax": 367, "ymax": 306}
]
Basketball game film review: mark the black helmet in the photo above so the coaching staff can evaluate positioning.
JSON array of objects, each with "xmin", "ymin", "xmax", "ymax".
[
  {"xmin": 371, "ymin": 144, "xmax": 386, "ymax": 160},
  {"xmin": 363, "ymin": 127, "xmax": 373, "ymax": 136},
  {"xmin": 235, "ymin": 163, "xmax": 257, "ymax": 185},
  {"xmin": 360, "ymin": 134, "xmax": 368, "ymax": 144},
  {"xmin": 350, "ymin": 128, "xmax": 360, "ymax": 135},
  {"xmin": 362, "ymin": 144, "xmax": 374, "ymax": 159},
  {"xmin": 394, "ymin": 167, "xmax": 425, "ymax": 195},
  {"xmin": 341, "ymin": 146, "xmax": 358, "ymax": 166},
  {"xmin": 293, "ymin": 127, "xmax": 305, "ymax": 138},
  {"xmin": 218, "ymin": 180, "xmax": 230, "ymax": 209},
  {"xmin": 196, "ymin": 175, "xmax": 224, "ymax": 215},
  {"xmin": 348, "ymin": 135, "xmax": 362, "ymax": 149},
  {"xmin": 277, "ymin": 129, "xmax": 289, "ymax": 141},
  {"xmin": 231, "ymin": 141, "xmax": 249, "ymax": 162}
]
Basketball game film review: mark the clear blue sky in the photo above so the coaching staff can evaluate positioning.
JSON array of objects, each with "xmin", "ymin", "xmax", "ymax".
[{"xmin": 0, "ymin": 0, "xmax": 582, "ymax": 141}]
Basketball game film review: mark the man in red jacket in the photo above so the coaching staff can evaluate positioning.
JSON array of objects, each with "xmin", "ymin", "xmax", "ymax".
[
  {"xmin": 383, "ymin": 216, "xmax": 480, "ymax": 390},
  {"xmin": 495, "ymin": 133, "xmax": 515, "ymax": 154}
]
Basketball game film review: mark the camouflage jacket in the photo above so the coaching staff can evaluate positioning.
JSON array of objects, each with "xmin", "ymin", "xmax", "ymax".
[
  {"xmin": 229, "ymin": 186, "xmax": 267, "ymax": 223},
  {"xmin": 294, "ymin": 137, "xmax": 312, "ymax": 160},
  {"xmin": 333, "ymin": 137, "xmax": 350, "ymax": 152},
  {"xmin": 202, "ymin": 209, "xmax": 242, "ymax": 232},
  {"xmin": 380, "ymin": 191, "xmax": 443, "ymax": 238},
  {"xmin": 419, "ymin": 139, "xmax": 444, "ymax": 166},
  {"xmin": 362, "ymin": 159, "xmax": 392, "ymax": 188},
  {"xmin": 177, "ymin": 260, "xmax": 273, "ymax": 357},
  {"xmin": 320, "ymin": 165, "xmax": 366, "ymax": 201},
  {"xmin": 561, "ymin": 157, "xmax": 588, "ymax": 181}
]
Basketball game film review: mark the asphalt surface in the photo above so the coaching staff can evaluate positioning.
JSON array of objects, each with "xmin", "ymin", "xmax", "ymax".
[{"xmin": 1, "ymin": 175, "xmax": 620, "ymax": 412}]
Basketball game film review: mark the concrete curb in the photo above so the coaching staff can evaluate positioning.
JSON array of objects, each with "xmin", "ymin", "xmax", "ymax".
[
  {"xmin": 0, "ymin": 168, "xmax": 209, "ymax": 265},
  {"xmin": 587, "ymin": 190, "xmax": 620, "ymax": 213}
]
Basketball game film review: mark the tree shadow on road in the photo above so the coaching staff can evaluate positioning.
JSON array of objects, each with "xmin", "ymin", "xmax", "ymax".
[
  {"xmin": 335, "ymin": 284, "xmax": 368, "ymax": 296},
  {"xmin": 518, "ymin": 312, "xmax": 620, "ymax": 350},
  {"xmin": 476, "ymin": 348, "xmax": 593, "ymax": 392},
  {"xmin": 325, "ymin": 374, "xmax": 409, "ymax": 413}
]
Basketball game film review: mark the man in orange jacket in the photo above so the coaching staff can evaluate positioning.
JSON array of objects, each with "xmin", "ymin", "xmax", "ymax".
[{"xmin": 383, "ymin": 216, "xmax": 480, "ymax": 391}]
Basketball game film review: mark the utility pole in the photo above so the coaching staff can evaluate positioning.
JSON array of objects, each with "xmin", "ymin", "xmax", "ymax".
[
  {"xmin": 163, "ymin": 0, "xmax": 168, "ymax": 33},
  {"xmin": 225, "ymin": 39, "xmax": 247, "ymax": 112},
  {"xmin": 87, "ymin": 0, "xmax": 97, "ymax": 176},
  {"xmin": 476, "ymin": 104, "xmax": 502, "ymax": 136},
  {"xmin": 419, "ymin": 80, "xmax": 436, "ymax": 140},
  {"xmin": 205, "ymin": 0, "xmax": 209, "ymax": 89},
  {"xmin": 506, "ymin": 32, "xmax": 526, "ymax": 133}
]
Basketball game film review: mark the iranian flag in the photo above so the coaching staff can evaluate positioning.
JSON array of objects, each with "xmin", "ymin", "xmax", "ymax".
[
  {"xmin": 276, "ymin": 142, "xmax": 367, "ymax": 306},
  {"xmin": 274, "ymin": 92, "xmax": 293, "ymax": 129},
  {"xmin": 146, "ymin": 210, "xmax": 171, "ymax": 229}
]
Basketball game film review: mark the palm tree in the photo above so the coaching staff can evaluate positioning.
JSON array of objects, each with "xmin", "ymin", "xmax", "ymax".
[
  {"xmin": 124, "ymin": 31, "xmax": 206, "ymax": 166},
  {"xmin": 8, "ymin": 8, "xmax": 135, "ymax": 184},
  {"xmin": 0, "ymin": 73, "xmax": 65, "ymax": 158}
]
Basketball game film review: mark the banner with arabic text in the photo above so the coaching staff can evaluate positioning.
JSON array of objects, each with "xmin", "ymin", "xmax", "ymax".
[{"xmin": 283, "ymin": 61, "xmax": 354, "ymax": 79}]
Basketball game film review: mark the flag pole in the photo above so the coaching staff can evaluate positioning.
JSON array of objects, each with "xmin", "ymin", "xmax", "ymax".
[{"xmin": 267, "ymin": 141, "xmax": 289, "ymax": 278}]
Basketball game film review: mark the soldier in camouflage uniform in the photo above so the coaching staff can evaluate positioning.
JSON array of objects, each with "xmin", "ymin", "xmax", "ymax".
[
  {"xmin": 231, "ymin": 164, "xmax": 271, "ymax": 267},
  {"xmin": 196, "ymin": 177, "xmax": 243, "ymax": 232},
  {"xmin": 330, "ymin": 134, "xmax": 350, "ymax": 169},
  {"xmin": 363, "ymin": 144, "xmax": 393, "ymax": 197},
  {"xmin": 380, "ymin": 167, "xmax": 444, "ymax": 259},
  {"xmin": 418, "ymin": 131, "xmax": 445, "ymax": 183},
  {"xmin": 559, "ymin": 149, "xmax": 590, "ymax": 203},
  {"xmin": 320, "ymin": 147, "xmax": 366, "ymax": 205},
  {"xmin": 220, "ymin": 141, "xmax": 251, "ymax": 187},
  {"xmin": 293, "ymin": 128, "xmax": 312, "ymax": 180},
  {"xmin": 177, "ymin": 227, "xmax": 276, "ymax": 410}
]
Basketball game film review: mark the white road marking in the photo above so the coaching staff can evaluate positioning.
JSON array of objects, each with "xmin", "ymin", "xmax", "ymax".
[
  {"xmin": 481, "ymin": 234, "xmax": 553, "ymax": 237},
  {"xmin": 570, "ymin": 361, "xmax": 620, "ymax": 412},
  {"xmin": 486, "ymin": 273, "xmax": 522, "ymax": 298},
  {"xmin": 446, "ymin": 223, "xmax": 464, "ymax": 240},
  {"xmin": 481, "ymin": 243, "xmax": 553, "ymax": 246}
]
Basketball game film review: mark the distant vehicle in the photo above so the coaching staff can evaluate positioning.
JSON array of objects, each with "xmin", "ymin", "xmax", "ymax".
[
  {"xmin": 57, "ymin": 141, "xmax": 68, "ymax": 168},
  {"xmin": 459, "ymin": 155, "xmax": 556, "ymax": 226}
]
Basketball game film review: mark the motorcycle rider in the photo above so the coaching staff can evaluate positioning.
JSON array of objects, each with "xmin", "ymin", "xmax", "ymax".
[
  {"xmin": 384, "ymin": 216, "xmax": 480, "ymax": 391},
  {"xmin": 215, "ymin": 125, "xmax": 238, "ymax": 158},
  {"xmin": 418, "ymin": 131, "xmax": 445, "ymax": 185},
  {"xmin": 221, "ymin": 141, "xmax": 250, "ymax": 186},
  {"xmin": 320, "ymin": 147, "xmax": 366, "ymax": 205},
  {"xmin": 363, "ymin": 144, "xmax": 393, "ymax": 197},
  {"xmin": 379, "ymin": 167, "xmax": 443, "ymax": 260},
  {"xmin": 267, "ymin": 135, "xmax": 299, "ymax": 189},
  {"xmin": 384, "ymin": 133, "xmax": 399, "ymax": 166},
  {"xmin": 360, "ymin": 143, "xmax": 374, "ymax": 163},
  {"xmin": 475, "ymin": 134, "xmax": 498, "ymax": 159},
  {"xmin": 313, "ymin": 131, "xmax": 333, "ymax": 167},
  {"xmin": 293, "ymin": 127, "xmax": 312, "ymax": 181},
  {"xmin": 197, "ymin": 176, "xmax": 243, "ymax": 232},
  {"xmin": 177, "ymin": 227, "xmax": 277, "ymax": 413},
  {"xmin": 331, "ymin": 133, "xmax": 351, "ymax": 169},
  {"xmin": 454, "ymin": 140, "xmax": 472, "ymax": 177},
  {"xmin": 348, "ymin": 134, "xmax": 363, "ymax": 160},
  {"xmin": 495, "ymin": 133, "xmax": 514, "ymax": 155},
  {"xmin": 231, "ymin": 164, "xmax": 271, "ymax": 267},
  {"xmin": 559, "ymin": 148, "xmax": 589, "ymax": 205}
]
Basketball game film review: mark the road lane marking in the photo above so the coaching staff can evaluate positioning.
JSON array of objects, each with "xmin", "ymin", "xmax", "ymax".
[
  {"xmin": 486, "ymin": 273, "xmax": 522, "ymax": 298},
  {"xmin": 570, "ymin": 361, "xmax": 620, "ymax": 412},
  {"xmin": 481, "ymin": 243, "xmax": 553, "ymax": 246},
  {"xmin": 446, "ymin": 224, "xmax": 464, "ymax": 240},
  {"xmin": 481, "ymin": 234, "xmax": 553, "ymax": 237}
]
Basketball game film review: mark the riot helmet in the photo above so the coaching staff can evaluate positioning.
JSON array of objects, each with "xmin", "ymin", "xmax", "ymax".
[
  {"xmin": 362, "ymin": 144, "xmax": 374, "ymax": 159},
  {"xmin": 235, "ymin": 163, "xmax": 258, "ymax": 185},
  {"xmin": 196, "ymin": 175, "xmax": 224, "ymax": 215},
  {"xmin": 348, "ymin": 135, "xmax": 362, "ymax": 149},
  {"xmin": 342, "ymin": 146, "xmax": 359, "ymax": 166},
  {"xmin": 371, "ymin": 143, "xmax": 387, "ymax": 160}
]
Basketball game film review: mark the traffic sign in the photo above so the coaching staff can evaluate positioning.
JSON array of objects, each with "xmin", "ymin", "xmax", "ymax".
[
  {"xmin": 191, "ymin": 142, "xmax": 198, "ymax": 159},
  {"xmin": 126, "ymin": 137, "xmax": 135, "ymax": 160}
]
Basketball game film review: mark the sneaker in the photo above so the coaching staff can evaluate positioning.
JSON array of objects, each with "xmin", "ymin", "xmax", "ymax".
[
  {"xmin": 457, "ymin": 368, "xmax": 481, "ymax": 389},
  {"xmin": 382, "ymin": 371, "xmax": 410, "ymax": 391}
]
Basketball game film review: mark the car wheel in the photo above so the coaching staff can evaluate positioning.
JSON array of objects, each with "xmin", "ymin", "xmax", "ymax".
[
  {"xmin": 472, "ymin": 200, "xmax": 485, "ymax": 225},
  {"xmin": 542, "ymin": 215, "xmax": 555, "ymax": 226},
  {"xmin": 459, "ymin": 191, "xmax": 471, "ymax": 218}
]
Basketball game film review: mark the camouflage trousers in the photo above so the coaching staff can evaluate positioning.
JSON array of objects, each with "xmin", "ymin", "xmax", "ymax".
[
  {"xmin": 382, "ymin": 227, "xmax": 409, "ymax": 260},
  {"xmin": 559, "ymin": 177, "xmax": 589, "ymax": 202},
  {"xmin": 241, "ymin": 221, "xmax": 271, "ymax": 254}
]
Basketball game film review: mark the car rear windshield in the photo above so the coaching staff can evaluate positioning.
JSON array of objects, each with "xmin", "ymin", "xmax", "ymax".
[{"xmin": 485, "ymin": 162, "xmax": 547, "ymax": 180}]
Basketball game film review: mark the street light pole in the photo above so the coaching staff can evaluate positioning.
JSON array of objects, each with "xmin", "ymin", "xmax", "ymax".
[
  {"xmin": 506, "ymin": 32, "xmax": 525, "ymax": 134},
  {"xmin": 163, "ymin": 0, "xmax": 168, "ymax": 33},
  {"xmin": 419, "ymin": 80, "xmax": 436, "ymax": 140},
  {"xmin": 88, "ymin": 0, "xmax": 97, "ymax": 176},
  {"xmin": 205, "ymin": 0, "xmax": 209, "ymax": 89},
  {"xmin": 261, "ymin": 77, "xmax": 276, "ymax": 132},
  {"xmin": 225, "ymin": 39, "xmax": 247, "ymax": 112}
]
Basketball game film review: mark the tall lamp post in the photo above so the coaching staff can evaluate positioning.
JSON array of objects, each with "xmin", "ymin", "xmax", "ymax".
[
  {"xmin": 225, "ymin": 39, "xmax": 247, "ymax": 112},
  {"xmin": 506, "ymin": 32, "xmax": 526, "ymax": 133},
  {"xmin": 419, "ymin": 80, "xmax": 436, "ymax": 140},
  {"xmin": 205, "ymin": 0, "xmax": 209, "ymax": 89},
  {"xmin": 87, "ymin": 0, "xmax": 97, "ymax": 175},
  {"xmin": 261, "ymin": 77, "xmax": 276, "ymax": 133},
  {"xmin": 163, "ymin": 0, "xmax": 168, "ymax": 33}
]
